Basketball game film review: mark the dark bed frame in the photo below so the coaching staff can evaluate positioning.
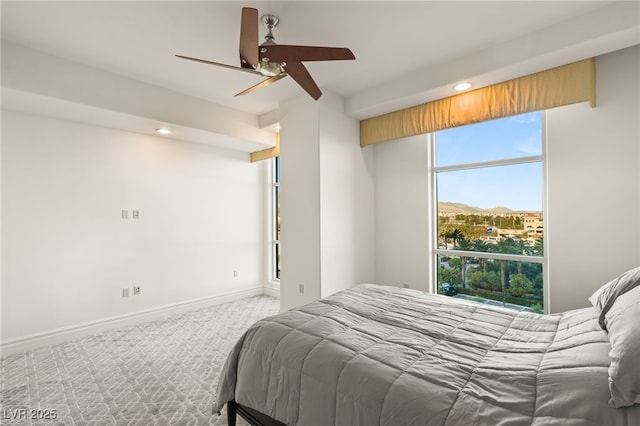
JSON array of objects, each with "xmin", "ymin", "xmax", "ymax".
[{"xmin": 226, "ymin": 400, "xmax": 287, "ymax": 426}]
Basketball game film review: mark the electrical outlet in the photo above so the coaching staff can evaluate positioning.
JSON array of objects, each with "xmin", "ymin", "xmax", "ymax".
[
  {"xmin": 121, "ymin": 210, "xmax": 129, "ymax": 219},
  {"xmin": 233, "ymin": 270, "xmax": 238, "ymax": 278},
  {"xmin": 133, "ymin": 286, "xmax": 141, "ymax": 295},
  {"xmin": 299, "ymin": 284, "xmax": 304, "ymax": 294},
  {"xmin": 122, "ymin": 288, "xmax": 130, "ymax": 297}
]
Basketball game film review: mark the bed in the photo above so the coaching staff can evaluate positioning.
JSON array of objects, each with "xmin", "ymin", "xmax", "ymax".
[{"xmin": 214, "ymin": 271, "xmax": 640, "ymax": 426}]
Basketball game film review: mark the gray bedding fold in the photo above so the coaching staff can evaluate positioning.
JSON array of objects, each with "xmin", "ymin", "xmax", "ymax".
[{"xmin": 215, "ymin": 284, "xmax": 640, "ymax": 425}]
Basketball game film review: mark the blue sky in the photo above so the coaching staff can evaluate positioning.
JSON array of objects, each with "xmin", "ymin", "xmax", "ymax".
[{"xmin": 436, "ymin": 112, "xmax": 543, "ymax": 212}]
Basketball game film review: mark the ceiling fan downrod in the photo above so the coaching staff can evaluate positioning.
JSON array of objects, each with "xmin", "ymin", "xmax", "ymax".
[{"xmin": 261, "ymin": 14, "xmax": 279, "ymax": 46}]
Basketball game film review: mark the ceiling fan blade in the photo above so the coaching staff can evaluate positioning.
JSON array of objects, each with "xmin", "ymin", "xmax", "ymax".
[
  {"xmin": 260, "ymin": 45, "xmax": 355, "ymax": 63},
  {"xmin": 239, "ymin": 7, "xmax": 259, "ymax": 69},
  {"xmin": 284, "ymin": 62, "xmax": 322, "ymax": 100},
  {"xmin": 235, "ymin": 73, "xmax": 288, "ymax": 97},
  {"xmin": 175, "ymin": 54, "xmax": 261, "ymax": 75}
]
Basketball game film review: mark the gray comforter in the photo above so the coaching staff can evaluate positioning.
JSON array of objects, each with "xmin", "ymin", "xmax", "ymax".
[{"xmin": 215, "ymin": 284, "xmax": 640, "ymax": 425}]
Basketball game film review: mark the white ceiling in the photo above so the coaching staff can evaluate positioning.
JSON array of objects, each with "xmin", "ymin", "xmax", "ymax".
[{"xmin": 1, "ymin": 1, "xmax": 638, "ymax": 140}]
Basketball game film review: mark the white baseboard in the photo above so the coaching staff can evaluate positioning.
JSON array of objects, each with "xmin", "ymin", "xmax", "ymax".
[
  {"xmin": 263, "ymin": 282, "xmax": 281, "ymax": 298},
  {"xmin": 1, "ymin": 286, "xmax": 266, "ymax": 356}
]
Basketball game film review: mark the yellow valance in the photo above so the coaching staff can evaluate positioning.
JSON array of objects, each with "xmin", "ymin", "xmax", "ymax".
[{"xmin": 360, "ymin": 58, "xmax": 596, "ymax": 146}]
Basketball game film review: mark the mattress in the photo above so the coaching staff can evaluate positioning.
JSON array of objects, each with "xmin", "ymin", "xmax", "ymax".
[{"xmin": 215, "ymin": 284, "xmax": 640, "ymax": 425}]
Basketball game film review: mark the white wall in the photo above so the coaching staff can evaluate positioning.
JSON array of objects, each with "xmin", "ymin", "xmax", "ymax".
[
  {"xmin": 278, "ymin": 96, "xmax": 322, "ymax": 309},
  {"xmin": 373, "ymin": 135, "xmax": 430, "ymax": 292},
  {"xmin": 373, "ymin": 45, "xmax": 640, "ymax": 312},
  {"xmin": 1, "ymin": 111, "xmax": 265, "ymax": 344},
  {"xmin": 279, "ymin": 92, "xmax": 375, "ymax": 310},
  {"xmin": 546, "ymin": 45, "xmax": 640, "ymax": 312},
  {"xmin": 319, "ymin": 93, "xmax": 375, "ymax": 298}
]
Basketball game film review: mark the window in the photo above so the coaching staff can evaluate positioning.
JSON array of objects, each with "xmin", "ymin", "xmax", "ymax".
[
  {"xmin": 432, "ymin": 112, "xmax": 545, "ymax": 313},
  {"xmin": 270, "ymin": 156, "xmax": 281, "ymax": 281}
]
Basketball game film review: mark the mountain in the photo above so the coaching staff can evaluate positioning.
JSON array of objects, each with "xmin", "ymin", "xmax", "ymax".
[{"xmin": 438, "ymin": 202, "xmax": 518, "ymax": 215}]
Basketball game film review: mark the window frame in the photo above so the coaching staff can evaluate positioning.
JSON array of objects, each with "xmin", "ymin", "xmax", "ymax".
[{"xmin": 428, "ymin": 112, "xmax": 549, "ymax": 313}]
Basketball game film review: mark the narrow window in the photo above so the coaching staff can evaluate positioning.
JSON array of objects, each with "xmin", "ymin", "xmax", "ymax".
[{"xmin": 271, "ymin": 156, "xmax": 281, "ymax": 281}]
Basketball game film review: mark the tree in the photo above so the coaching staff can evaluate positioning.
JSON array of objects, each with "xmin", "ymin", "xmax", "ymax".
[
  {"xmin": 471, "ymin": 239, "xmax": 490, "ymax": 271},
  {"xmin": 530, "ymin": 303, "xmax": 543, "ymax": 314},
  {"xmin": 509, "ymin": 274, "xmax": 533, "ymax": 297},
  {"xmin": 531, "ymin": 236, "xmax": 544, "ymax": 256},
  {"xmin": 439, "ymin": 226, "xmax": 453, "ymax": 249},
  {"xmin": 513, "ymin": 239, "xmax": 526, "ymax": 273},
  {"xmin": 532, "ymin": 273, "xmax": 544, "ymax": 298},
  {"xmin": 439, "ymin": 267, "xmax": 462, "ymax": 286},
  {"xmin": 450, "ymin": 228, "xmax": 465, "ymax": 249},
  {"xmin": 491, "ymin": 237, "xmax": 522, "ymax": 292},
  {"xmin": 514, "ymin": 216, "xmax": 523, "ymax": 229},
  {"xmin": 439, "ymin": 226, "xmax": 465, "ymax": 250},
  {"xmin": 456, "ymin": 238, "xmax": 473, "ymax": 286},
  {"xmin": 447, "ymin": 257, "xmax": 462, "ymax": 269},
  {"xmin": 468, "ymin": 270, "xmax": 501, "ymax": 291}
]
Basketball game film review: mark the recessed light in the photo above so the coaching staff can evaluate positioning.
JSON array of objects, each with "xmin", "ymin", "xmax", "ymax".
[
  {"xmin": 454, "ymin": 82, "xmax": 472, "ymax": 91},
  {"xmin": 155, "ymin": 128, "xmax": 173, "ymax": 135}
]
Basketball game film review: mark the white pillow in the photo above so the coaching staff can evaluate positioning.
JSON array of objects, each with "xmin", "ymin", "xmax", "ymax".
[
  {"xmin": 605, "ymin": 285, "xmax": 640, "ymax": 408},
  {"xmin": 589, "ymin": 266, "xmax": 640, "ymax": 330}
]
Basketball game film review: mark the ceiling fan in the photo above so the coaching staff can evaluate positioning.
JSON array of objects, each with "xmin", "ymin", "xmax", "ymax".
[{"xmin": 176, "ymin": 7, "xmax": 355, "ymax": 100}]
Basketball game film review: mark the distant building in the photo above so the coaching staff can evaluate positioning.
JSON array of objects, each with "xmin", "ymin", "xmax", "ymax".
[{"xmin": 523, "ymin": 213, "xmax": 543, "ymax": 236}]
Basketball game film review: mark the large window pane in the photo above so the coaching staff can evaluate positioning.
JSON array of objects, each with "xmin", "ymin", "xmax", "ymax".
[
  {"xmin": 437, "ymin": 163, "xmax": 543, "ymax": 252},
  {"xmin": 437, "ymin": 162, "xmax": 542, "ymax": 211},
  {"xmin": 436, "ymin": 112, "xmax": 542, "ymax": 167},
  {"xmin": 437, "ymin": 254, "xmax": 543, "ymax": 313}
]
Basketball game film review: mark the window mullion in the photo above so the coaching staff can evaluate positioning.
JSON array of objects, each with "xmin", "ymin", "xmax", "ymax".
[
  {"xmin": 435, "ymin": 249, "xmax": 544, "ymax": 264},
  {"xmin": 434, "ymin": 155, "xmax": 542, "ymax": 173}
]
